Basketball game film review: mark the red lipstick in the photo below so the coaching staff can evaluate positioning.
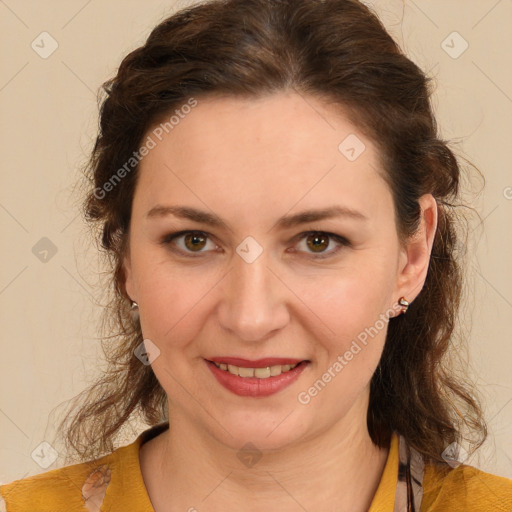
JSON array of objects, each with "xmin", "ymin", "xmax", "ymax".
[{"xmin": 204, "ymin": 358, "xmax": 309, "ymax": 397}]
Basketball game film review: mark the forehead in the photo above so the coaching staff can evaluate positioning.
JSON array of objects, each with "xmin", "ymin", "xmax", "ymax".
[{"xmin": 135, "ymin": 92, "xmax": 392, "ymax": 225}]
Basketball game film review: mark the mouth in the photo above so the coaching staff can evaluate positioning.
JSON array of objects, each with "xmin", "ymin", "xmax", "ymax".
[
  {"xmin": 204, "ymin": 357, "xmax": 311, "ymax": 379},
  {"xmin": 204, "ymin": 357, "xmax": 310, "ymax": 397}
]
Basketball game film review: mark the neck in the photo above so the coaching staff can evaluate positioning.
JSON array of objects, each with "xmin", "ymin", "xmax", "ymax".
[{"xmin": 142, "ymin": 395, "xmax": 390, "ymax": 512}]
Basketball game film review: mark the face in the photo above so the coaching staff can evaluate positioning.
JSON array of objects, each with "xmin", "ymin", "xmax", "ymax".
[{"xmin": 123, "ymin": 91, "xmax": 434, "ymax": 451}]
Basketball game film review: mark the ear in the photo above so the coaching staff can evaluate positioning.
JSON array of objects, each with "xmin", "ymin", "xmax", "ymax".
[
  {"xmin": 394, "ymin": 193, "xmax": 438, "ymax": 304},
  {"xmin": 122, "ymin": 250, "xmax": 137, "ymax": 303}
]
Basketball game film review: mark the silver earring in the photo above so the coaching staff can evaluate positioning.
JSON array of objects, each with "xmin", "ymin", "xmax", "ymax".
[{"xmin": 130, "ymin": 301, "xmax": 139, "ymax": 321}]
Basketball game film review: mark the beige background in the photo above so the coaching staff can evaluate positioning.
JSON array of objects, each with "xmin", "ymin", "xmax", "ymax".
[{"xmin": 0, "ymin": 0, "xmax": 511, "ymax": 484}]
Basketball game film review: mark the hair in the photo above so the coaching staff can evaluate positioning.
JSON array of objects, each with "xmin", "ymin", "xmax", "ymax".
[{"xmin": 56, "ymin": 0, "xmax": 487, "ymax": 466}]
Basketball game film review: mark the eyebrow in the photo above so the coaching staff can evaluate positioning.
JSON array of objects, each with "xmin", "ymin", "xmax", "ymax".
[{"xmin": 145, "ymin": 204, "xmax": 368, "ymax": 231}]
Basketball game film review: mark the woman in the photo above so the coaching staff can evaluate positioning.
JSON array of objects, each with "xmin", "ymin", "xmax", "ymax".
[{"xmin": 1, "ymin": 0, "xmax": 511, "ymax": 510}]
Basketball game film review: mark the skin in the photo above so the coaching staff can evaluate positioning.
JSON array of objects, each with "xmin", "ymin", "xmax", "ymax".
[{"xmin": 123, "ymin": 91, "xmax": 437, "ymax": 511}]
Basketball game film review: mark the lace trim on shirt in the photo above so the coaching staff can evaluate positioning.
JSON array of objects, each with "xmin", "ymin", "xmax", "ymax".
[{"xmin": 81, "ymin": 464, "xmax": 111, "ymax": 511}]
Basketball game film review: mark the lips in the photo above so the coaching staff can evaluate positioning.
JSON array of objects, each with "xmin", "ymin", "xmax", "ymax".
[
  {"xmin": 205, "ymin": 358, "xmax": 310, "ymax": 397},
  {"xmin": 207, "ymin": 356, "xmax": 307, "ymax": 368}
]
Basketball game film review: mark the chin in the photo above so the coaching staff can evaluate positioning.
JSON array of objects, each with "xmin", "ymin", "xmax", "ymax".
[{"xmin": 209, "ymin": 411, "xmax": 311, "ymax": 452}]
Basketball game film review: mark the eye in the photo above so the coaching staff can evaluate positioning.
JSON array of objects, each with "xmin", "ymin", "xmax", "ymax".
[
  {"xmin": 160, "ymin": 230, "xmax": 350, "ymax": 259},
  {"xmin": 291, "ymin": 231, "xmax": 350, "ymax": 259},
  {"xmin": 160, "ymin": 230, "xmax": 217, "ymax": 255}
]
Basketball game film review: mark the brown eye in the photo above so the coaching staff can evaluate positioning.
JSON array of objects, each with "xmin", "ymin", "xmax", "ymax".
[
  {"xmin": 160, "ymin": 230, "xmax": 216, "ymax": 255},
  {"xmin": 305, "ymin": 233, "xmax": 330, "ymax": 253},
  {"xmin": 293, "ymin": 231, "xmax": 350, "ymax": 259},
  {"xmin": 183, "ymin": 232, "xmax": 207, "ymax": 251}
]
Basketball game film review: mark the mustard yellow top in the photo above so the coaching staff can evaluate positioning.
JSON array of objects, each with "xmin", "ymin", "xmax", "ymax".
[{"xmin": 1, "ymin": 423, "xmax": 511, "ymax": 511}]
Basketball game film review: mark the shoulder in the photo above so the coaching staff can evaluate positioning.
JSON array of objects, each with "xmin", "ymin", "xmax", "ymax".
[
  {"xmin": 422, "ymin": 460, "xmax": 512, "ymax": 511},
  {"xmin": 0, "ymin": 453, "xmax": 114, "ymax": 512},
  {"xmin": 0, "ymin": 423, "xmax": 167, "ymax": 511}
]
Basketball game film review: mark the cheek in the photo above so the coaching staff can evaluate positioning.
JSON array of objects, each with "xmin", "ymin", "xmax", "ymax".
[
  {"xmin": 306, "ymin": 258, "xmax": 394, "ymax": 334},
  {"xmin": 302, "ymin": 261, "xmax": 393, "ymax": 381},
  {"xmin": 136, "ymin": 269, "xmax": 206, "ymax": 348},
  {"xmin": 297, "ymin": 280, "xmax": 390, "ymax": 412}
]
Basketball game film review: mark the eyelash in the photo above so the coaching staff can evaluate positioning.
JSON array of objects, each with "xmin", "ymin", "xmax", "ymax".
[{"xmin": 159, "ymin": 230, "xmax": 351, "ymax": 260}]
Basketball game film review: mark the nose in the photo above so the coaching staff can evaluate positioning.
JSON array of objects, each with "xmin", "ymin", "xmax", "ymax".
[{"xmin": 216, "ymin": 248, "xmax": 289, "ymax": 343}]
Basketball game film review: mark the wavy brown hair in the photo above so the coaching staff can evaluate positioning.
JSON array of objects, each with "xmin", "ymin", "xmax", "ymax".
[{"xmin": 56, "ymin": 0, "xmax": 487, "ymax": 466}]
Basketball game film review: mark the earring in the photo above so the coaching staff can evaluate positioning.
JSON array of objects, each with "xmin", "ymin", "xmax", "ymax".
[
  {"xmin": 130, "ymin": 301, "xmax": 139, "ymax": 321},
  {"xmin": 398, "ymin": 297, "xmax": 410, "ymax": 315}
]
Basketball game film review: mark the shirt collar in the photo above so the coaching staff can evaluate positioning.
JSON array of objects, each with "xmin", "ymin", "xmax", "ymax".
[{"xmin": 368, "ymin": 432, "xmax": 400, "ymax": 511}]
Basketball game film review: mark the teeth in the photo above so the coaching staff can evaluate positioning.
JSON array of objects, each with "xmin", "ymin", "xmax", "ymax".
[{"xmin": 214, "ymin": 362, "xmax": 300, "ymax": 378}]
